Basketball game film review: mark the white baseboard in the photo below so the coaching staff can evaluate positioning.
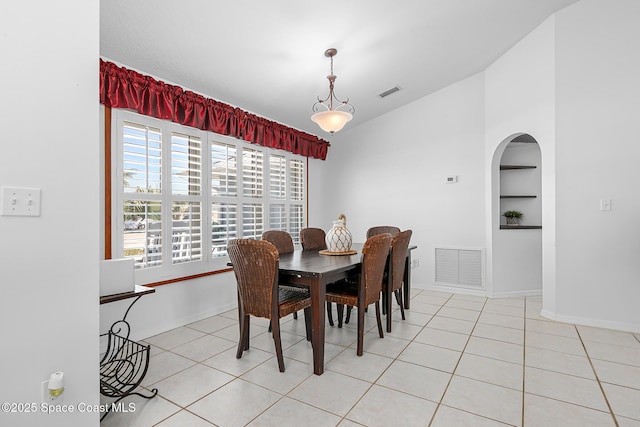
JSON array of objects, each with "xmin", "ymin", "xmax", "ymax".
[
  {"xmin": 416, "ymin": 282, "xmax": 542, "ymax": 299},
  {"xmin": 540, "ymin": 309, "xmax": 640, "ymax": 334}
]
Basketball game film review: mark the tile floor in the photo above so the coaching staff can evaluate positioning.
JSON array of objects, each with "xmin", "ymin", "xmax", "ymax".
[{"xmin": 100, "ymin": 290, "xmax": 640, "ymax": 426}]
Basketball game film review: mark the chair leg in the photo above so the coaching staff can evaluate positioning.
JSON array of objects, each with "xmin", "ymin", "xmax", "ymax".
[
  {"xmin": 345, "ymin": 306, "xmax": 352, "ymax": 324},
  {"xmin": 357, "ymin": 304, "xmax": 365, "ymax": 356},
  {"xmin": 271, "ymin": 318, "xmax": 286, "ymax": 372},
  {"xmin": 304, "ymin": 307, "xmax": 312, "ymax": 342},
  {"xmin": 236, "ymin": 314, "xmax": 250, "ymax": 359},
  {"xmin": 327, "ymin": 302, "xmax": 334, "ymax": 327},
  {"xmin": 375, "ymin": 301, "xmax": 384, "ymax": 339},
  {"xmin": 336, "ymin": 304, "xmax": 344, "ymax": 328},
  {"xmin": 386, "ymin": 289, "xmax": 393, "ymax": 333},
  {"xmin": 396, "ymin": 289, "xmax": 406, "ymax": 320}
]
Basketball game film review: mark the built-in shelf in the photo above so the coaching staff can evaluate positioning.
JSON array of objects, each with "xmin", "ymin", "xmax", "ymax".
[
  {"xmin": 500, "ymin": 165, "xmax": 537, "ymax": 170},
  {"xmin": 500, "ymin": 195, "xmax": 537, "ymax": 199},
  {"xmin": 500, "ymin": 225, "xmax": 542, "ymax": 230}
]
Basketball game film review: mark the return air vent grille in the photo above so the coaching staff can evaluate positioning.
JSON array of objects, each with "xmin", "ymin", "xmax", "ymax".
[
  {"xmin": 435, "ymin": 247, "xmax": 484, "ymax": 289},
  {"xmin": 378, "ymin": 86, "xmax": 401, "ymax": 98}
]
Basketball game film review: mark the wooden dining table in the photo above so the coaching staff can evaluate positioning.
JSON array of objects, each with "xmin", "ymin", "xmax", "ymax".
[{"xmin": 277, "ymin": 243, "xmax": 416, "ymax": 375}]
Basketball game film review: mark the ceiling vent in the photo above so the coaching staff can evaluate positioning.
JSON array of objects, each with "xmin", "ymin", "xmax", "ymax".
[{"xmin": 378, "ymin": 86, "xmax": 401, "ymax": 98}]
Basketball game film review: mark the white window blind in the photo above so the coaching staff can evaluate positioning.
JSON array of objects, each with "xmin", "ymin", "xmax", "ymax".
[{"xmin": 113, "ymin": 109, "xmax": 307, "ymax": 283}]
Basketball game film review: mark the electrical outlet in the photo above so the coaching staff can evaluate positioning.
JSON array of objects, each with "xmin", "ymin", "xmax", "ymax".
[{"xmin": 412, "ymin": 259, "xmax": 420, "ymax": 268}]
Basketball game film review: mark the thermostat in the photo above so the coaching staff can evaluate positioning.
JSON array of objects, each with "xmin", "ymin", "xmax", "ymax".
[{"xmin": 445, "ymin": 176, "xmax": 458, "ymax": 184}]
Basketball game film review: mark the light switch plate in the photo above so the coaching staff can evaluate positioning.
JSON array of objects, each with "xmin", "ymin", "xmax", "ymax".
[{"xmin": 1, "ymin": 186, "xmax": 41, "ymax": 216}]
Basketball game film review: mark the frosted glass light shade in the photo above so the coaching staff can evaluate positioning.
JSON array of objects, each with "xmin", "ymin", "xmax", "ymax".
[{"xmin": 311, "ymin": 110, "xmax": 353, "ymax": 133}]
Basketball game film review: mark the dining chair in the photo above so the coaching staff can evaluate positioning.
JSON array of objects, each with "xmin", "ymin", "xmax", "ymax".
[
  {"xmin": 262, "ymin": 230, "xmax": 303, "ymax": 322},
  {"xmin": 366, "ymin": 225, "xmax": 401, "ymax": 239},
  {"xmin": 382, "ymin": 229, "xmax": 412, "ymax": 332},
  {"xmin": 227, "ymin": 238, "xmax": 312, "ymax": 372},
  {"xmin": 325, "ymin": 233, "xmax": 393, "ymax": 356},
  {"xmin": 299, "ymin": 227, "xmax": 339, "ymax": 327},
  {"xmin": 300, "ymin": 227, "xmax": 327, "ymax": 251}
]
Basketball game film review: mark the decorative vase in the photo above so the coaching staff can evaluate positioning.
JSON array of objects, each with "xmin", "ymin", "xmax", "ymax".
[
  {"xmin": 506, "ymin": 217, "xmax": 520, "ymax": 225},
  {"xmin": 325, "ymin": 214, "xmax": 352, "ymax": 252}
]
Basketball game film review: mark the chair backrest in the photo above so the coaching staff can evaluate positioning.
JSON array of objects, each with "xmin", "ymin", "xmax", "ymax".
[
  {"xmin": 366, "ymin": 226, "xmax": 400, "ymax": 239},
  {"xmin": 262, "ymin": 230, "xmax": 294, "ymax": 254},
  {"xmin": 227, "ymin": 239, "xmax": 279, "ymax": 319},
  {"xmin": 389, "ymin": 230, "xmax": 412, "ymax": 292},
  {"xmin": 360, "ymin": 233, "xmax": 393, "ymax": 306},
  {"xmin": 300, "ymin": 227, "xmax": 327, "ymax": 251}
]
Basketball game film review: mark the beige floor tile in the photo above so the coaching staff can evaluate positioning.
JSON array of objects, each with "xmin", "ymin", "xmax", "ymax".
[
  {"xmin": 592, "ymin": 358, "xmax": 640, "ymax": 389},
  {"xmin": 523, "ymin": 393, "xmax": 615, "ymax": 427},
  {"xmin": 406, "ymin": 300, "xmax": 446, "ymax": 315},
  {"xmin": 415, "ymin": 326, "xmax": 469, "ymax": 351},
  {"xmin": 437, "ymin": 306, "xmax": 481, "ymax": 322},
  {"xmin": 431, "ymin": 405, "xmax": 514, "ymax": 427},
  {"xmin": 524, "ymin": 366, "xmax": 608, "ymax": 411},
  {"xmin": 482, "ymin": 303, "xmax": 524, "ymax": 318},
  {"xmin": 398, "ymin": 341, "xmax": 461, "ymax": 373},
  {"xmin": 155, "ymin": 364, "xmax": 234, "ymax": 406},
  {"xmin": 187, "ymin": 315, "xmax": 238, "ymax": 334},
  {"xmin": 326, "ymin": 350, "xmax": 393, "ymax": 383},
  {"xmin": 618, "ymin": 416, "xmax": 640, "ymax": 427},
  {"xmin": 525, "ymin": 346, "xmax": 595, "ymax": 379},
  {"xmin": 203, "ymin": 345, "xmax": 274, "ymax": 376},
  {"xmin": 601, "ymin": 383, "xmax": 640, "ymax": 421},
  {"xmin": 240, "ymin": 357, "xmax": 312, "ymax": 394},
  {"xmin": 393, "ymin": 308, "xmax": 432, "ymax": 327},
  {"xmin": 100, "ymin": 395, "xmax": 181, "ymax": 427},
  {"xmin": 155, "ymin": 409, "xmax": 217, "ymax": 427},
  {"xmin": 377, "ymin": 359, "xmax": 452, "ymax": 402},
  {"xmin": 381, "ymin": 318, "xmax": 423, "ymax": 340},
  {"xmin": 428, "ymin": 315, "xmax": 476, "ymax": 335},
  {"xmin": 346, "ymin": 384, "xmax": 437, "ymax": 427},
  {"xmin": 170, "ymin": 334, "xmax": 236, "ymax": 362},
  {"xmin": 525, "ymin": 318, "xmax": 579, "ymax": 338},
  {"xmin": 449, "ymin": 293, "xmax": 486, "ymax": 302},
  {"xmin": 456, "ymin": 353, "xmax": 523, "ymax": 390},
  {"xmin": 129, "ymin": 300, "xmax": 640, "ymax": 426},
  {"xmin": 472, "ymin": 323, "xmax": 524, "ymax": 345},
  {"xmin": 583, "ymin": 340, "xmax": 640, "ymax": 367},
  {"xmin": 289, "ymin": 370, "xmax": 371, "ymax": 417},
  {"xmin": 142, "ymin": 351, "xmax": 197, "ymax": 387},
  {"xmin": 465, "ymin": 336, "xmax": 524, "ymax": 364},
  {"xmin": 478, "ymin": 311, "xmax": 524, "ymax": 330},
  {"xmin": 188, "ymin": 379, "xmax": 281, "ymax": 426},
  {"xmin": 488, "ymin": 298, "xmax": 525, "ymax": 308},
  {"xmin": 442, "ymin": 375, "xmax": 522, "ymax": 426},
  {"xmin": 577, "ymin": 325, "xmax": 640, "ymax": 348},
  {"xmin": 525, "ymin": 331, "xmax": 586, "ymax": 356},
  {"xmin": 444, "ymin": 298, "xmax": 485, "ymax": 311},
  {"xmin": 145, "ymin": 326, "xmax": 207, "ymax": 350},
  {"xmin": 248, "ymin": 397, "xmax": 341, "ymax": 427}
]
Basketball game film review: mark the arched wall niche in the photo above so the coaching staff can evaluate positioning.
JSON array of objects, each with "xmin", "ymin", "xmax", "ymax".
[{"xmin": 489, "ymin": 132, "xmax": 543, "ymax": 297}]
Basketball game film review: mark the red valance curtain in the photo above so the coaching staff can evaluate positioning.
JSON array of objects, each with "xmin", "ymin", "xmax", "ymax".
[{"xmin": 99, "ymin": 59, "xmax": 329, "ymax": 160}]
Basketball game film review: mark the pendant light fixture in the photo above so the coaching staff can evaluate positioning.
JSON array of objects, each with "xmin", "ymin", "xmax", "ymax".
[{"xmin": 311, "ymin": 48, "xmax": 355, "ymax": 133}]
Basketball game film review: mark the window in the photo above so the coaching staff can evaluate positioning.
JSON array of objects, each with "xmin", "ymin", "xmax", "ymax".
[{"xmin": 112, "ymin": 110, "xmax": 307, "ymax": 284}]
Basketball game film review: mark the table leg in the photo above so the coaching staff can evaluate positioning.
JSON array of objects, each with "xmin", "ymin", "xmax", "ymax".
[{"xmin": 309, "ymin": 277, "xmax": 325, "ymax": 375}]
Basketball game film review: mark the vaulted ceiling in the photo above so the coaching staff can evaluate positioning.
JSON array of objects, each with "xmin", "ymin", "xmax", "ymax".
[{"xmin": 100, "ymin": 0, "xmax": 579, "ymax": 137}]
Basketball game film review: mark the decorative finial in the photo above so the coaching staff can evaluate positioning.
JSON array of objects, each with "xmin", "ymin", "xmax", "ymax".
[{"xmin": 337, "ymin": 213, "xmax": 346, "ymax": 225}]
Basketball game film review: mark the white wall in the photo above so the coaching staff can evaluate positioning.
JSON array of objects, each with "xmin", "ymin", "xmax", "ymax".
[
  {"xmin": 551, "ymin": 0, "xmax": 640, "ymax": 331},
  {"xmin": 316, "ymin": 73, "xmax": 487, "ymax": 291},
  {"xmin": 484, "ymin": 15, "xmax": 556, "ymax": 297},
  {"xmin": 0, "ymin": 2, "xmax": 100, "ymax": 426}
]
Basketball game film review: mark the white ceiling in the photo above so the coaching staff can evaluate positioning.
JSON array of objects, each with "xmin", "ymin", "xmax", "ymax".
[{"xmin": 100, "ymin": 0, "xmax": 578, "ymax": 137}]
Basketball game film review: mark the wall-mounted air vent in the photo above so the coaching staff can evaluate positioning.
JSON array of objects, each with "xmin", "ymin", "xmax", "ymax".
[
  {"xmin": 378, "ymin": 86, "xmax": 401, "ymax": 98},
  {"xmin": 434, "ymin": 247, "xmax": 484, "ymax": 289}
]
